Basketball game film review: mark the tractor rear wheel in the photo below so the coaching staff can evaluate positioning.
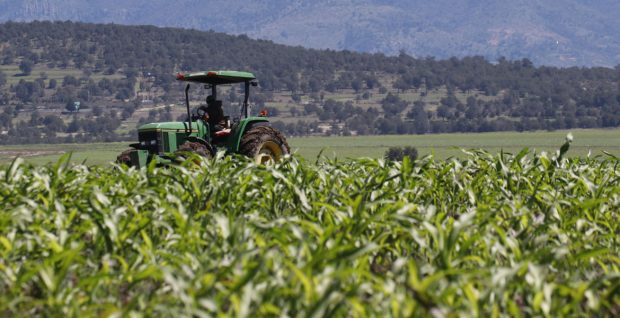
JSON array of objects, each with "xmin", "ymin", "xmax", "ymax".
[
  {"xmin": 175, "ymin": 141, "xmax": 213, "ymax": 162},
  {"xmin": 116, "ymin": 149, "xmax": 135, "ymax": 166},
  {"xmin": 239, "ymin": 126, "xmax": 289, "ymax": 164}
]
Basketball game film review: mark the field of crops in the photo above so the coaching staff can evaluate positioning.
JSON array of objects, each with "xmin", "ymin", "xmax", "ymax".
[
  {"xmin": 1, "ymin": 138, "xmax": 619, "ymax": 316},
  {"xmin": 2, "ymin": 128, "xmax": 620, "ymax": 165}
]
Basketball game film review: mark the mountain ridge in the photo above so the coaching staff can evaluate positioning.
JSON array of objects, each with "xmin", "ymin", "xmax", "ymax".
[{"xmin": 1, "ymin": 0, "xmax": 620, "ymax": 67}]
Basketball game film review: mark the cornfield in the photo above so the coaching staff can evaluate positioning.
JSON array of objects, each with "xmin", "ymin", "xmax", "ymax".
[{"xmin": 1, "ymin": 139, "xmax": 619, "ymax": 317}]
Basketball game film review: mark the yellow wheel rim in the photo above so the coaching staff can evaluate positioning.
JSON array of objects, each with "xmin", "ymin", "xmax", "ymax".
[{"xmin": 255, "ymin": 141, "xmax": 283, "ymax": 165}]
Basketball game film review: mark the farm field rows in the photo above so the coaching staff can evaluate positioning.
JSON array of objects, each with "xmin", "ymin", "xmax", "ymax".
[
  {"xmin": 1, "ymin": 129, "xmax": 619, "ymax": 165},
  {"xmin": 1, "ymin": 139, "xmax": 619, "ymax": 316}
]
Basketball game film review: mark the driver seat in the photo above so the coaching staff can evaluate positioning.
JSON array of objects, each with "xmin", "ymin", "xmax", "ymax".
[{"xmin": 207, "ymin": 100, "xmax": 224, "ymax": 127}]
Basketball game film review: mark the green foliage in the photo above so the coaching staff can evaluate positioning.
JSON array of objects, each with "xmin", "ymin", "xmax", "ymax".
[
  {"xmin": 18, "ymin": 59, "xmax": 33, "ymax": 76},
  {"xmin": 385, "ymin": 146, "xmax": 418, "ymax": 162},
  {"xmin": 0, "ymin": 70, "xmax": 6, "ymax": 88},
  {"xmin": 2, "ymin": 21, "xmax": 620, "ymax": 143},
  {"xmin": 1, "ymin": 145, "xmax": 620, "ymax": 316}
]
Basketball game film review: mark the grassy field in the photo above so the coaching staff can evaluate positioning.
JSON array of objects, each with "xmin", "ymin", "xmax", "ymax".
[
  {"xmin": 0, "ymin": 142, "xmax": 128, "ymax": 166},
  {"xmin": 0, "ymin": 128, "xmax": 618, "ymax": 165},
  {"xmin": 292, "ymin": 128, "xmax": 620, "ymax": 159}
]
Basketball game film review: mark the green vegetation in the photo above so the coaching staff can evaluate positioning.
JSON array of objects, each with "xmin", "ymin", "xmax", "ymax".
[
  {"xmin": 1, "ymin": 21, "xmax": 620, "ymax": 145},
  {"xmin": 292, "ymin": 129, "xmax": 620, "ymax": 160},
  {"xmin": 384, "ymin": 146, "xmax": 418, "ymax": 162},
  {"xmin": 0, "ymin": 142, "xmax": 127, "ymax": 166},
  {"xmin": 2, "ymin": 129, "xmax": 617, "ymax": 165},
  {"xmin": 1, "ymin": 138, "xmax": 619, "ymax": 316}
]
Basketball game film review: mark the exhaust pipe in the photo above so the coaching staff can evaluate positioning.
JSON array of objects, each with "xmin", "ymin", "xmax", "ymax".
[
  {"xmin": 243, "ymin": 81, "xmax": 250, "ymax": 118},
  {"xmin": 185, "ymin": 84, "xmax": 192, "ymax": 133}
]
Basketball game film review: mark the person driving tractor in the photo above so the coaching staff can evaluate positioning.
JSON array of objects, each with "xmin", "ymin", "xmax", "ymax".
[{"xmin": 202, "ymin": 95, "xmax": 230, "ymax": 137}]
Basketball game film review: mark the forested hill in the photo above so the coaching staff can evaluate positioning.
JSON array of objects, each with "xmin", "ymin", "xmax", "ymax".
[
  {"xmin": 0, "ymin": 21, "xmax": 620, "ymax": 144},
  {"xmin": 2, "ymin": 0, "xmax": 620, "ymax": 67}
]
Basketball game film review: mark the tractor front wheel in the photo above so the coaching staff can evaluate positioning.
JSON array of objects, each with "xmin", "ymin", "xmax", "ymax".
[
  {"xmin": 116, "ymin": 149, "xmax": 135, "ymax": 166},
  {"xmin": 175, "ymin": 141, "xmax": 213, "ymax": 162},
  {"xmin": 239, "ymin": 126, "xmax": 289, "ymax": 164}
]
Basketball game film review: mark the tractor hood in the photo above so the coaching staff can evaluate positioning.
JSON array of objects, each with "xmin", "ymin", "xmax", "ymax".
[{"xmin": 138, "ymin": 121, "xmax": 205, "ymax": 131}]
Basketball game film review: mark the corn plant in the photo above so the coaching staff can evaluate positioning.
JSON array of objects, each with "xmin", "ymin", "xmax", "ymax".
[{"xmin": 0, "ymin": 140, "xmax": 619, "ymax": 317}]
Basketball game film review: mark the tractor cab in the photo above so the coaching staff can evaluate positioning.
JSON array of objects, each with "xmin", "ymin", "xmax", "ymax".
[
  {"xmin": 118, "ymin": 70, "xmax": 289, "ymax": 167},
  {"xmin": 176, "ymin": 71, "xmax": 259, "ymax": 143}
]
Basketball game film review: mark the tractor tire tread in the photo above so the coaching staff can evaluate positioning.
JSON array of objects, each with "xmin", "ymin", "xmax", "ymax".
[
  {"xmin": 176, "ymin": 141, "xmax": 213, "ymax": 159},
  {"xmin": 239, "ymin": 126, "xmax": 289, "ymax": 158}
]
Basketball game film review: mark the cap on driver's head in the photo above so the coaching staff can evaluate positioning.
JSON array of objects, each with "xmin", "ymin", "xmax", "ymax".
[{"xmin": 207, "ymin": 95, "xmax": 215, "ymax": 102}]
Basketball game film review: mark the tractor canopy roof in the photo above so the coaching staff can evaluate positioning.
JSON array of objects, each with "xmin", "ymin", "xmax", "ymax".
[{"xmin": 176, "ymin": 70, "xmax": 256, "ymax": 85}]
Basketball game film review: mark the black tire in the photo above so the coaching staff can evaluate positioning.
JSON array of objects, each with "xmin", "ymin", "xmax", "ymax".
[
  {"xmin": 239, "ymin": 126, "xmax": 289, "ymax": 164},
  {"xmin": 175, "ymin": 141, "xmax": 213, "ymax": 161},
  {"xmin": 116, "ymin": 149, "xmax": 135, "ymax": 166}
]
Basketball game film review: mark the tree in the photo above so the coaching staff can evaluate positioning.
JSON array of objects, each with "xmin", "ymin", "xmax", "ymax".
[
  {"xmin": 304, "ymin": 103, "xmax": 319, "ymax": 115},
  {"xmin": 408, "ymin": 101, "xmax": 430, "ymax": 134},
  {"xmin": 1, "ymin": 47, "xmax": 15, "ymax": 65},
  {"xmin": 65, "ymin": 100, "xmax": 79, "ymax": 112},
  {"xmin": 289, "ymin": 106, "xmax": 299, "ymax": 117},
  {"xmin": 43, "ymin": 115, "xmax": 66, "ymax": 132},
  {"xmin": 19, "ymin": 59, "xmax": 33, "ymax": 76},
  {"xmin": 15, "ymin": 80, "xmax": 37, "ymax": 103},
  {"xmin": 291, "ymin": 94, "xmax": 302, "ymax": 103},
  {"xmin": 67, "ymin": 116, "xmax": 80, "ymax": 133},
  {"xmin": 0, "ymin": 112, "xmax": 12, "ymax": 129},
  {"xmin": 0, "ymin": 71, "xmax": 6, "ymax": 88},
  {"xmin": 62, "ymin": 75, "xmax": 79, "ymax": 87},
  {"xmin": 351, "ymin": 79, "xmax": 363, "ymax": 92},
  {"xmin": 436, "ymin": 105, "xmax": 452, "ymax": 119},
  {"xmin": 92, "ymin": 105, "xmax": 103, "ymax": 117},
  {"xmin": 29, "ymin": 111, "xmax": 41, "ymax": 126},
  {"xmin": 381, "ymin": 93, "xmax": 408, "ymax": 116},
  {"xmin": 465, "ymin": 96, "xmax": 479, "ymax": 119}
]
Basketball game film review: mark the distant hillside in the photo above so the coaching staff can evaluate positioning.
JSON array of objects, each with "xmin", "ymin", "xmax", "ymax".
[
  {"xmin": 1, "ymin": 0, "xmax": 620, "ymax": 67},
  {"xmin": 0, "ymin": 21, "xmax": 619, "ymax": 145}
]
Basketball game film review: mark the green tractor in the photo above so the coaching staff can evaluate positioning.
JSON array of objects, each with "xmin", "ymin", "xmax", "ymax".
[{"xmin": 117, "ymin": 71, "xmax": 289, "ymax": 167}]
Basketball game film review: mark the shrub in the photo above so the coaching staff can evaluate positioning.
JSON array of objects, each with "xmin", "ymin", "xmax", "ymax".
[{"xmin": 384, "ymin": 146, "xmax": 418, "ymax": 161}]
